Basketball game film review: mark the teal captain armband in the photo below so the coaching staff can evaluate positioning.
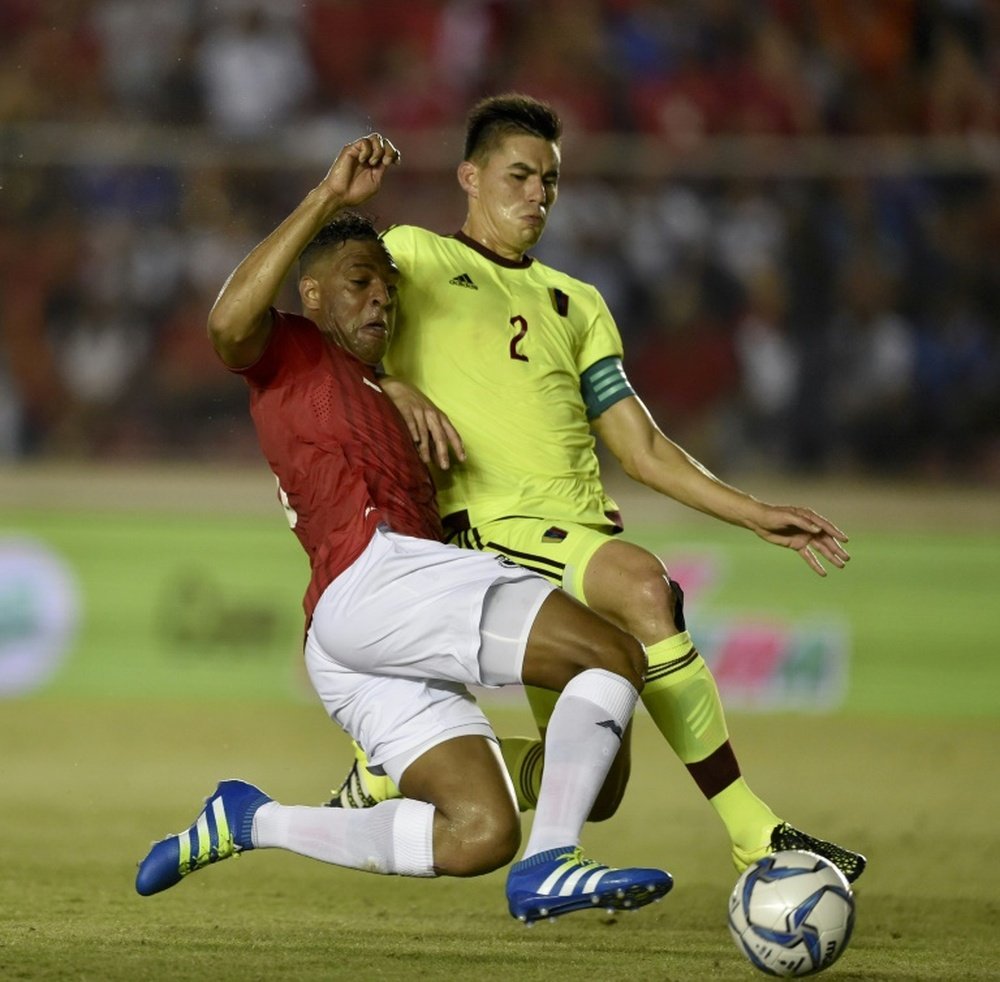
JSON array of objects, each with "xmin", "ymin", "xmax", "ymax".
[{"xmin": 580, "ymin": 356, "xmax": 635, "ymax": 420}]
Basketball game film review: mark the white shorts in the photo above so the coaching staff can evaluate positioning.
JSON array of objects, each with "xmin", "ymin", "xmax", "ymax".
[{"xmin": 305, "ymin": 526, "xmax": 553, "ymax": 782}]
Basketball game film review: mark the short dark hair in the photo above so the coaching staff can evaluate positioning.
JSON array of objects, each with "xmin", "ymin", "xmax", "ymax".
[
  {"xmin": 463, "ymin": 93, "xmax": 562, "ymax": 163},
  {"xmin": 298, "ymin": 212, "xmax": 383, "ymax": 276}
]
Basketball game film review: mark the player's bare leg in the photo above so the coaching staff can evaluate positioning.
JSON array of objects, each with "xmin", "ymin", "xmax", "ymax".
[
  {"xmin": 137, "ymin": 735, "xmax": 521, "ymax": 897},
  {"xmin": 398, "ymin": 735, "xmax": 520, "ymax": 876}
]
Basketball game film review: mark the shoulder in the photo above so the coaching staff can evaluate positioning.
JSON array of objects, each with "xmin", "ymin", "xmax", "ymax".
[
  {"xmin": 531, "ymin": 256, "xmax": 601, "ymax": 298},
  {"xmin": 384, "ymin": 226, "xmax": 471, "ymax": 286},
  {"xmin": 238, "ymin": 309, "xmax": 321, "ymax": 384},
  {"xmin": 381, "ymin": 223, "xmax": 412, "ymax": 247},
  {"xmin": 270, "ymin": 309, "xmax": 323, "ymax": 349},
  {"xmin": 382, "ymin": 223, "xmax": 442, "ymax": 255},
  {"xmin": 529, "ymin": 255, "xmax": 595, "ymax": 294},
  {"xmin": 272, "ymin": 308, "xmax": 316, "ymax": 330},
  {"xmin": 528, "ymin": 258, "xmax": 609, "ymax": 317},
  {"xmin": 383, "ymin": 224, "xmax": 468, "ymax": 258}
]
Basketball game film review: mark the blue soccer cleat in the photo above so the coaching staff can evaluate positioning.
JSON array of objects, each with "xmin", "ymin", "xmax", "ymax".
[
  {"xmin": 506, "ymin": 846, "xmax": 673, "ymax": 924},
  {"xmin": 135, "ymin": 779, "xmax": 272, "ymax": 896}
]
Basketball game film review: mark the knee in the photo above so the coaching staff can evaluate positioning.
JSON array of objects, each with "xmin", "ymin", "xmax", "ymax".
[
  {"xmin": 438, "ymin": 800, "xmax": 521, "ymax": 877},
  {"xmin": 570, "ymin": 620, "xmax": 646, "ymax": 692},
  {"xmin": 618, "ymin": 567, "xmax": 683, "ymax": 640},
  {"xmin": 596, "ymin": 627, "xmax": 646, "ymax": 692}
]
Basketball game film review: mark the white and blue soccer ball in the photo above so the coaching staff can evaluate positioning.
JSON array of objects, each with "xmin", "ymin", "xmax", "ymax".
[{"xmin": 728, "ymin": 849, "xmax": 855, "ymax": 977}]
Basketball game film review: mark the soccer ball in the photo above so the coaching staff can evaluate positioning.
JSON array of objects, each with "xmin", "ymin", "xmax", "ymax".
[{"xmin": 728, "ymin": 849, "xmax": 855, "ymax": 977}]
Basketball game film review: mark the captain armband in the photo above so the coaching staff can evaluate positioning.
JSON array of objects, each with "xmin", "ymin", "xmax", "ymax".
[{"xmin": 580, "ymin": 356, "xmax": 635, "ymax": 420}]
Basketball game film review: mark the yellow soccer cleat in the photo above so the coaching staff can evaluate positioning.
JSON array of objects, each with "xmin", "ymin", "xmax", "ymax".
[{"xmin": 326, "ymin": 742, "xmax": 399, "ymax": 808}]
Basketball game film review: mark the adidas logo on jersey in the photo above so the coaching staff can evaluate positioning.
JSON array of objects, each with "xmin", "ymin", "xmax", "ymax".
[{"xmin": 449, "ymin": 273, "xmax": 478, "ymax": 290}]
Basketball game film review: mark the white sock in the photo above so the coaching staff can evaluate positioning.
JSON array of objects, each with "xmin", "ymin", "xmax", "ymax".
[
  {"xmin": 522, "ymin": 668, "xmax": 637, "ymax": 858},
  {"xmin": 252, "ymin": 797, "xmax": 436, "ymax": 877}
]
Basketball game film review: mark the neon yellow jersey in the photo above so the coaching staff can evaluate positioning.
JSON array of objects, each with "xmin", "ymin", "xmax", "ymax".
[{"xmin": 382, "ymin": 224, "xmax": 623, "ymax": 528}]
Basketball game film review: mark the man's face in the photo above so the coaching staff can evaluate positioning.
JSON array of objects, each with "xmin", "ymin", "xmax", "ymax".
[
  {"xmin": 464, "ymin": 133, "xmax": 560, "ymax": 259},
  {"xmin": 301, "ymin": 239, "xmax": 399, "ymax": 365}
]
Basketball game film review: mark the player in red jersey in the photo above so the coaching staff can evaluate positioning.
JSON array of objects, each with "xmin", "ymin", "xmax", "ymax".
[{"xmin": 135, "ymin": 134, "xmax": 672, "ymax": 924}]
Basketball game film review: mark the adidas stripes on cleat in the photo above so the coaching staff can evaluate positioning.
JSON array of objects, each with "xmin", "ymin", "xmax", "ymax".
[
  {"xmin": 135, "ymin": 779, "xmax": 271, "ymax": 896},
  {"xmin": 326, "ymin": 759, "xmax": 378, "ymax": 808},
  {"xmin": 326, "ymin": 743, "xmax": 398, "ymax": 808},
  {"xmin": 505, "ymin": 846, "xmax": 673, "ymax": 924},
  {"xmin": 733, "ymin": 822, "xmax": 867, "ymax": 884}
]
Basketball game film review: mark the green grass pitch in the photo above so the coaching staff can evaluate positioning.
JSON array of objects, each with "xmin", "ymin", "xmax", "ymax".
[{"xmin": 1, "ymin": 470, "xmax": 998, "ymax": 980}]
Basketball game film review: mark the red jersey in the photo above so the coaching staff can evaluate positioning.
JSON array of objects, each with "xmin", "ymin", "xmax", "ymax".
[{"xmin": 234, "ymin": 309, "xmax": 443, "ymax": 622}]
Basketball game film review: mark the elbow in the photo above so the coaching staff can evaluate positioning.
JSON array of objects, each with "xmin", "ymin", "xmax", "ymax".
[
  {"xmin": 619, "ymin": 449, "xmax": 670, "ymax": 494},
  {"xmin": 206, "ymin": 306, "xmax": 269, "ymax": 357},
  {"xmin": 618, "ymin": 450, "xmax": 646, "ymax": 485},
  {"xmin": 206, "ymin": 307, "xmax": 241, "ymax": 348},
  {"xmin": 205, "ymin": 315, "xmax": 239, "ymax": 363},
  {"xmin": 205, "ymin": 314, "xmax": 224, "ymax": 349}
]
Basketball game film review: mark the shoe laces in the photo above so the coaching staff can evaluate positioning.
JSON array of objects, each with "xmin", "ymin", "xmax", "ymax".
[{"xmin": 557, "ymin": 847, "xmax": 599, "ymax": 870}]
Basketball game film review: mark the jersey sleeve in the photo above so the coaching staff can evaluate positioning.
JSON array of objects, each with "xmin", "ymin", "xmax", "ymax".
[
  {"xmin": 234, "ymin": 310, "xmax": 309, "ymax": 389},
  {"xmin": 232, "ymin": 309, "xmax": 286, "ymax": 387},
  {"xmin": 380, "ymin": 224, "xmax": 418, "ymax": 273},
  {"xmin": 577, "ymin": 288, "xmax": 625, "ymax": 375}
]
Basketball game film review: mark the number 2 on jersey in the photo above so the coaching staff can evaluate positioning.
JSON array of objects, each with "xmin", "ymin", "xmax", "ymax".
[{"xmin": 509, "ymin": 315, "xmax": 529, "ymax": 362}]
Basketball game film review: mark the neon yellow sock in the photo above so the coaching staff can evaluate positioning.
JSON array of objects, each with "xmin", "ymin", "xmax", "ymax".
[
  {"xmin": 643, "ymin": 633, "xmax": 778, "ymax": 852},
  {"xmin": 499, "ymin": 735, "xmax": 544, "ymax": 811},
  {"xmin": 642, "ymin": 632, "xmax": 730, "ymax": 761},
  {"xmin": 524, "ymin": 684, "xmax": 558, "ymax": 730},
  {"xmin": 509, "ymin": 686, "xmax": 556, "ymax": 813},
  {"xmin": 711, "ymin": 778, "xmax": 780, "ymax": 859}
]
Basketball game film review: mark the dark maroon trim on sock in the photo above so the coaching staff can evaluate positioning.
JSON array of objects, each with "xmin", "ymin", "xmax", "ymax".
[{"xmin": 686, "ymin": 741, "xmax": 742, "ymax": 799}]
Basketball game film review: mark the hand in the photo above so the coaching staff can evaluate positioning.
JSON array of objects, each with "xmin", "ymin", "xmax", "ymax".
[
  {"xmin": 320, "ymin": 133, "xmax": 401, "ymax": 209},
  {"xmin": 380, "ymin": 377, "xmax": 466, "ymax": 470},
  {"xmin": 750, "ymin": 504, "xmax": 850, "ymax": 576}
]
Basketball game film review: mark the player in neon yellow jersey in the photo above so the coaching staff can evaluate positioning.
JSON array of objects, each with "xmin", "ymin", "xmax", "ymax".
[{"xmin": 330, "ymin": 94, "xmax": 866, "ymax": 882}]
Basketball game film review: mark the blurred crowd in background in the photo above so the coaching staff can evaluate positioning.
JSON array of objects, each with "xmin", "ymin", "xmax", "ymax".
[{"xmin": 1, "ymin": 0, "xmax": 998, "ymax": 481}]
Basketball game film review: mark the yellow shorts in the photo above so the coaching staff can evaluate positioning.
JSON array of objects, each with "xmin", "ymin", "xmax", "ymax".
[{"xmin": 446, "ymin": 516, "xmax": 619, "ymax": 605}]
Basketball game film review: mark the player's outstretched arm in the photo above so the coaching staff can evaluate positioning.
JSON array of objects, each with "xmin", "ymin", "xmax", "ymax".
[
  {"xmin": 592, "ymin": 395, "xmax": 849, "ymax": 576},
  {"xmin": 379, "ymin": 376, "xmax": 466, "ymax": 470},
  {"xmin": 207, "ymin": 134, "xmax": 401, "ymax": 369},
  {"xmin": 739, "ymin": 503, "xmax": 850, "ymax": 576}
]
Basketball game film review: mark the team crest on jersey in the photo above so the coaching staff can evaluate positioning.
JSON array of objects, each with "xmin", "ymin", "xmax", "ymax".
[
  {"xmin": 449, "ymin": 272, "xmax": 478, "ymax": 290},
  {"xmin": 549, "ymin": 287, "xmax": 570, "ymax": 316},
  {"xmin": 542, "ymin": 526, "xmax": 568, "ymax": 542}
]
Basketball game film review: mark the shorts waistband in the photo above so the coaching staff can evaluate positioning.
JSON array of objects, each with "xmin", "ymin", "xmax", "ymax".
[
  {"xmin": 441, "ymin": 509, "xmax": 470, "ymax": 533},
  {"xmin": 442, "ymin": 510, "xmax": 624, "ymax": 534}
]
